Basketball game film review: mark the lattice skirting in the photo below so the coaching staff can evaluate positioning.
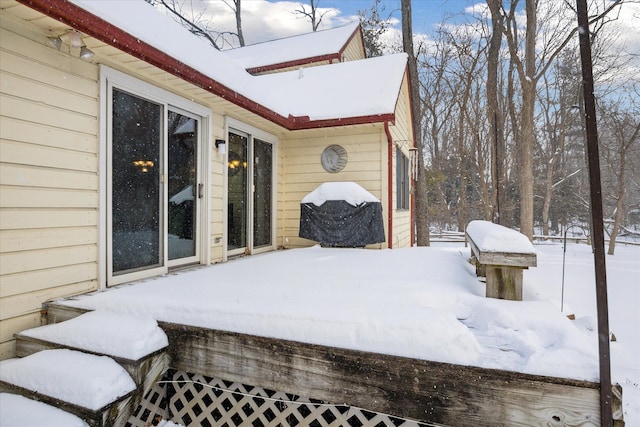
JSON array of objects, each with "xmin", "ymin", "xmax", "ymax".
[{"xmin": 126, "ymin": 369, "xmax": 435, "ymax": 427}]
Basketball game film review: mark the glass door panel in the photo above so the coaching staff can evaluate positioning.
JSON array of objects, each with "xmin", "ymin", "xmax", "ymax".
[
  {"xmin": 227, "ymin": 132, "xmax": 248, "ymax": 251},
  {"xmin": 253, "ymin": 139, "xmax": 272, "ymax": 248},
  {"xmin": 168, "ymin": 112, "xmax": 198, "ymax": 261},
  {"xmin": 111, "ymin": 89, "xmax": 162, "ymax": 274}
]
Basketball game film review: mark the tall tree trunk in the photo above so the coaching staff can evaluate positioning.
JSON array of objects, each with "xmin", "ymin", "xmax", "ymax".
[
  {"xmin": 234, "ymin": 0, "xmax": 245, "ymax": 46},
  {"xmin": 608, "ymin": 122, "xmax": 639, "ymax": 255},
  {"xmin": 486, "ymin": 0, "xmax": 504, "ymax": 225},
  {"xmin": 519, "ymin": 0, "xmax": 536, "ymax": 240},
  {"xmin": 541, "ymin": 152, "xmax": 559, "ymax": 236},
  {"xmin": 520, "ymin": 81, "xmax": 535, "ymax": 239},
  {"xmin": 402, "ymin": 0, "xmax": 430, "ymax": 245}
]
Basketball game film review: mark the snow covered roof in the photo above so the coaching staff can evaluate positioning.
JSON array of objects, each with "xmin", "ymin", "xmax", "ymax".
[
  {"xmin": 258, "ymin": 54, "xmax": 407, "ymax": 121},
  {"xmin": 223, "ymin": 22, "xmax": 361, "ymax": 72},
  {"xmin": 64, "ymin": 0, "xmax": 406, "ymax": 128}
]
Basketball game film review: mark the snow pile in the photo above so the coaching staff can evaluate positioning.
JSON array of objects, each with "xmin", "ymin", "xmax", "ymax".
[
  {"xmin": 0, "ymin": 393, "xmax": 89, "ymax": 427},
  {"xmin": 61, "ymin": 245, "xmax": 600, "ymax": 377},
  {"xmin": 461, "ymin": 298, "xmax": 598, "ymax": 379},
  {"xmin": 466, "ymin": 220, "xmax": 535, "ymax": 254},
  {"xmin": 301, "ymin": 182, "xmax": 380, "ymax": 206},
  {"xmin": 20, "ymin": 310, "xmax": 168, "ymax": 360},
  {"xmin": 0, "ymin": 349, "xmax": 136, "ymax": 410},
  {"xmin": 14, "ymin": 243, "xmax": 640, "ymax": 424}
]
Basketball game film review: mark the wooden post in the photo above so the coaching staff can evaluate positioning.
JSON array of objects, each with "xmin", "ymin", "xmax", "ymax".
[{"xmin": 486, "ymin": 265, "xmax": 523, "ymax": 301}]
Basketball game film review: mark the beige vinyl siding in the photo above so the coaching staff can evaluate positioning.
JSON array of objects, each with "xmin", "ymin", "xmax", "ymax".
[
  {"xmin": 387, "ymin": 74, "xmax": 414, "ymax": 248},
  {"xmin": 0, "ymin": 15, "xmax": 100, "ymax": 358},
  {"xmin": 280, "ymin": 126, "xmax": 387, "ymax": 248},
  {"xmin": 341, "ymin": 30, "xmax": 366, "ymax": 61},
  {"xmin": 208, "ymin": 116, "xmax": 227, "ymax": 263}
]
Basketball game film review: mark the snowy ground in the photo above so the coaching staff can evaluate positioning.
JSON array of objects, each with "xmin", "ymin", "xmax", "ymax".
[{"xmin": 45, "ymin": 241, "xmax": 639, "ymax": 424}]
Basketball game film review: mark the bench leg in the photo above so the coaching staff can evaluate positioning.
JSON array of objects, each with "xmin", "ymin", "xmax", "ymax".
[
  {"xmin": 474, "ymin": 257, "xmax": 486, "ymax": 277},
  {"xmin": 485, "ymin": 266, "xmax": 523, "ymax": 301}
]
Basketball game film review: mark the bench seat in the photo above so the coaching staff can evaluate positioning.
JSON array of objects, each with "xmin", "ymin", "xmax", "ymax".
[{"xmin": 466, "ymin": 220, "xmax": 537, "ymax": 301}]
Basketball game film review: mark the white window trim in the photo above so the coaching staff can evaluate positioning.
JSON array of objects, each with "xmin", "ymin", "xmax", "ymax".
[{"xmin": 99, "ymin": 65, "xmax": 212, "ymax": 288}]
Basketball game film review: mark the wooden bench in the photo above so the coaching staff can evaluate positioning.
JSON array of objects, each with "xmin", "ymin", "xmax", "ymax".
[{"xmin": 466, "ymin": 220, "xmax": 537, "ymax": 301}]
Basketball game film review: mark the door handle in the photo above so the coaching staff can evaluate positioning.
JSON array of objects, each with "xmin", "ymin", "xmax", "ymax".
[{"xmin": 198, "ymin": 183, "xmax": 204, "ymax": 199}]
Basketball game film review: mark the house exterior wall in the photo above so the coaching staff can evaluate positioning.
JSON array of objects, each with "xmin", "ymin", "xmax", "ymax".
[
  {"xmin": 0, "ymin": 12, "xmax": 236, "ymax": 358},
  {"xmin": 0, "ymin": 14, "xmax": 101, "ymax": 358},
  {"xmin": 0, "ymin": 3, "xmax": 413, "ymax": 359},
  {"xmin": 387, "ymin": 74, "xmax": 415, "ymax": 249},
  {"xmin": 341, "ymin": 29, "xmax": 366, "ymax": 61},
  {"xmin": 279, "ymin": 125, "xmax": 388, "ymax": 249}
]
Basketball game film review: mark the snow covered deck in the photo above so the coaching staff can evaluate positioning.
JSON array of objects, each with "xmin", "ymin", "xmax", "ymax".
[{"xmin": 42, "ymin": 244, "xmax": 632, "ymax": 425}]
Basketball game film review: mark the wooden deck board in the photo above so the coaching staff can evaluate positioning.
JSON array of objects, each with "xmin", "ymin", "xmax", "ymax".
[{"xmin": 163, "ymin": 322, "xmax": 623, "ymax": 427}]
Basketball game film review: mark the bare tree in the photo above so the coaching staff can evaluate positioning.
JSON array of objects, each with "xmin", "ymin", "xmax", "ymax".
[
  {"xmin": 222, "ymin": 0, "xmax": 245, "ymax": 46},
  {"xmin": 357, "ymin": 0, "xmax": 393, "ymax": 57},
  {"xmin": 150, "ymin": 0, "xmax": 247, "ymax": 49},
  {"xmin": 294, "ymin": 0, "xmax": 329, "ymax": 32},
  {"xmin": 486, "ymin": 0, "xmax": 505, "ymax": 224},
  {"xmin": 501, "ymin": 0, "xmax": 623, "ymax": 239},
  {"xmin": 401, "ymin": 0, "xmax": 429, "ymax": 245},
  {"xmin": 152, "ymin": 0, "xmax": 221, "ymax": 49},
  {"xmin": 600, "ymin": 96, "xmax": 640, "ymax": 254}
]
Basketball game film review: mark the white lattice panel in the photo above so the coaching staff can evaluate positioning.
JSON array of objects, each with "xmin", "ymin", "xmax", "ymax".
[{"xmin": 127, "ymin": 369, "xmax": 432, "ymax": 427}]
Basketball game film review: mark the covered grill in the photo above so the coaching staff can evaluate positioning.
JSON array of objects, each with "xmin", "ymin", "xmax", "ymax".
[{"xmin": 299, "ymin": 182, "xmax": 385, "ymax": 247}]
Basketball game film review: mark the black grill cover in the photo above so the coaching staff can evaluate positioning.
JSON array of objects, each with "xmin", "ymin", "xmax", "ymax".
[{"xmin": 299, "ymin": 200, "xmax": 385, "ymax": 247}]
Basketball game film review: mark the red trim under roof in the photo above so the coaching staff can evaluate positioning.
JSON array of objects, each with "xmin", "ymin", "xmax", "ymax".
[
  {"xmin": 247, "ymin": 53, "xmax": 342, "ymax": 75},
  {"xmin": 245, "ymin": 23, "xmax": 362, "ymax": 74},
  {"xmin": 18, "ymin": 0, "xmax": 395, "ymax": 131}
]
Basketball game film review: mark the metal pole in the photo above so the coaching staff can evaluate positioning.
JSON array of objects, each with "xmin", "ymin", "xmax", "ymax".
[
  {"xmin": 562, "ymin": 227, "xmax": 567, "ymax": 313},
  {"xmin": 575, "ymin": 1, "xmax": 613, "ymax": 425}
]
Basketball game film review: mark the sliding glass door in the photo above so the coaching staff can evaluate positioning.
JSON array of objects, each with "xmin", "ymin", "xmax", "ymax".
[
  {"xmin": 111, "ymin": 89, "xmax": 163, "ymax": 274},
  {"xmin": 227, "ymin": 130, "xmax": 273, "ymax": 256},
  {"xmin": 108, "ymin": 83, "xmax": 204, "ymax": 284},
  {"xmin": 168, "ymin": 111, "xmax": 199, "ymax": 262}
]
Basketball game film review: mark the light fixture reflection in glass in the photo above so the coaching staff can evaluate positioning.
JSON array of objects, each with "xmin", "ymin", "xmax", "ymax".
[{"xmin": 133, "ymin": 160, "xmax": 155, "ymax": 173}]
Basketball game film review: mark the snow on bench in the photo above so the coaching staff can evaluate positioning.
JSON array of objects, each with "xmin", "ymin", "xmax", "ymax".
[{"xmin": 465, "ymin": 220, "xmax": 537, "ymax": 301}]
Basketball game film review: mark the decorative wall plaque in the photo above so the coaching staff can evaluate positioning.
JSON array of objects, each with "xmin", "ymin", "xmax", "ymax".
[{"xmin": 320, "ymin": 144, "xmax": 348, "ymax": 173}]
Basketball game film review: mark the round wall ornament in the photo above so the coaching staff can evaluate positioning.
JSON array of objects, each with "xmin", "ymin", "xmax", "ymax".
[{"xmin": 321, "ymin": 144, "xmax": 348, "ymax": 173}]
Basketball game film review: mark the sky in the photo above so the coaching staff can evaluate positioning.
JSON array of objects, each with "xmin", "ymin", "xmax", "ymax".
[
  {"xmin": 174, "ymin": 0, "xmax": 478, "ymax": 48},
  {"xmin": 173, "ymin": 0, "xmax": 640, "ymax": 74}
]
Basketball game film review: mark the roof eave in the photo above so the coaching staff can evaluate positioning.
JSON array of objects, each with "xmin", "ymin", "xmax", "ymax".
[
  {"xmin": 289, "ymin": 113, "xmax": 396, "ymax": 131},
  {"xmin": 246, "ymin": 53, "xmax": 342, "ymax": 74},
  {"xmin": 17, "ymin": 0, "xmax": 395, "ymax": 131}
]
